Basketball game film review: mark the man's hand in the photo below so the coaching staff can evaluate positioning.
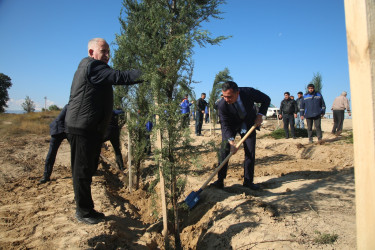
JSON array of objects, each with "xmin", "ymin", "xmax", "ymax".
[
  {"xmin": 301, "ymin": 116, "xmax": 304, "ymax": 120},
  {"xmin": 278, "ymin": 114, "xmax": 282, "ymax": 119},
  {"xmin": 229, "ymin": 140, "xmax": 238, "ymax": 154}
]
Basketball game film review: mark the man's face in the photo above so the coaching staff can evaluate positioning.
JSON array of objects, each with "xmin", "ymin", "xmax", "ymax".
[
  {"xmin": 89, "ymin": 40, "xmax": 110, "ymax": 64},
  {"xmin": 201, "ymin": 94, "xmax": 206, "ymax": 100},
  {"xmin": 284, "ymin": 94, "xmax": 290, "ymax": 100},
  {"xmin": 298, "ymin": 93, "xmax": 303, "ymax": 98},
  {"xmin": 308, "ymin": 87, "xmax": 315, "ymax": 94},
  {"xmin": 222, "ymin": 89, "xmax": 239, "ymax": 104}
]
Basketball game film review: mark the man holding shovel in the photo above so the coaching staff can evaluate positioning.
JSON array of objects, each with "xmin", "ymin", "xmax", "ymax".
[{"xmin": 211, "ymin": 81, "xmax": 270, "ymax": 190}]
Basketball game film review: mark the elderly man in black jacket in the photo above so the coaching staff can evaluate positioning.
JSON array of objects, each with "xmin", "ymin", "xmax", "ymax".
[
  {"xmin": 211, "ymin": 81, "xmax": 270, "ymax": 190},
  {"xmin": 65, "ymin": 38, "xmax": 142, "ymax": 224},
  {"xmin": 39, "ymin": 104, "xmax": 68, "ymax": 184}
]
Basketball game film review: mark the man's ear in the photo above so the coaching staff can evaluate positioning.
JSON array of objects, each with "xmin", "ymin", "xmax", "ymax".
[{"xmin": 88, "ymin": 49, "xmax": 94, "ymax": 57}]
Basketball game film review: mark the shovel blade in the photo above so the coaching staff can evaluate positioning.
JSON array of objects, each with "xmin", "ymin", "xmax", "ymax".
[{"xmin": 185, "ymin": 189, "xmax": 202, "ymax": 209}]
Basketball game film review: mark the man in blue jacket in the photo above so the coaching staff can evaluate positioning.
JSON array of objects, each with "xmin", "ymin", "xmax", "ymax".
[
  {"xmin": 300, "ymin": 84, "xmax": 326, "ymax": 143},
  {"xmin": 39, "ymin": 105, "xmax": 68, "ymax": 184},
  {"xmin": 180, "ymin": 94, "xmax": 193, "ymax": 128}
]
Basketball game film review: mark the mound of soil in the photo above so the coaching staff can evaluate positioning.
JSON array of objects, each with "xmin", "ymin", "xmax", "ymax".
[{"xmin": 0, "ymin": 119, "xmax": 356, "ymax": 249}]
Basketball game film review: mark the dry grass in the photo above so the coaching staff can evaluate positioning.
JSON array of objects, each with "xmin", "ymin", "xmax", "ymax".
[{"xmin": 0, "ymin": 111, "xmax": 60, "ymax": 138}]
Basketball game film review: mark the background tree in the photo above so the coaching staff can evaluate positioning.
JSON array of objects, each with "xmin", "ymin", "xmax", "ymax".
[
  {"xmin": 48, "ymin": 105, "xmax": 61, "ymax": 111},
  {"xmin": 21, "ymin": 96, "xmax": 35, "ymax": 113},
  {"xmin": 306, "ymin": 72, "xmax": 323, "ymax": 94},
  {"xmin": 113, "ymin": 0, "xmax": 228, "ymax": 247},
  {"xmin": 0, "ymin": 73, "xmax": 13, "ymax": 113},
  {"xmin": 208, "ymin": 68, "xmax": 233, "ymax": 129}
]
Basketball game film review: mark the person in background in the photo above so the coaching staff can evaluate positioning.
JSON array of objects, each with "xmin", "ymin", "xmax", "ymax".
[
  {"xmin": 180, "ymin": 94, "xmax": 193, "ymax": 128},
  {"xmin": 211, "ymin": 81, "xmax": 270, "ymax": 190},
  {"xmin": 331, "ymin": 91, "xmax": 351, "ymax": 136},
  {"xmin": 205, "ymin": 104, "xmax": 210, "ymax": 123},
  {"xmin": 65, "ymin": 38, "xmax": 142, "ymax": 225},
  {"xmin": 145, "ymin": 120, "xmax": 153, "ymax": 155},
  {"xmin": 300, "ymin": 84, "xmax": 326, "ymax": 143},
  {"xmin": 39, "ymin": 105, "xmax": 68, "ymax": 184},
  {"xmin": 295, "ymin": 91, "xmax": 305, "ymax": 129},
  {"xmin": 279, "ymin": 92, "xmax": 298, "ymax": 139},
  {"xmin": 103, "ymin": 109, "xmax": 125, "ymax": 170},
  {"xmin": 195, "ymin": 93, "xmax": 207, "ymax": 136}
]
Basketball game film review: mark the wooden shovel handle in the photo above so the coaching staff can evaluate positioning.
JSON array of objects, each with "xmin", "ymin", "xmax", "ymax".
[{"xmin": 200, "ymin": 125, "xmax": 258, "ymax": 190}]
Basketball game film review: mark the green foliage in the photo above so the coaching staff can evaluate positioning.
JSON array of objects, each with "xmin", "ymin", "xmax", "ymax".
[
  {"xmin": 48, "ymin": 105, "xmax": 61, "ymax": 111},
  {"xmin": 313, "ymin": 230, "xmax": 338, "ymax": 244},
  {"xmin": 0, "ymin": 73, "xmax": 13, "ymax": 113},
  {"xmin": 208, "ymin": 68, "xmax": 233, "ymax": 125},
  {"xmin": 306, "ymin": 72, "xmax": 323, "ymax": 94},
  {"xmin": 113, "ymin": 0, "xmax": 228, "ymax": 244},
  {"xmin": 269, "ymin": 128, "xmax": 315, "ymax": 139},
  {"xmin": 21, "ymin": 96, "xmax": 36, "ymax": 113}
]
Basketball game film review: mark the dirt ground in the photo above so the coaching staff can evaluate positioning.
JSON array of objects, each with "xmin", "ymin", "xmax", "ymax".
[{"xmin": 0, "ymin": 118, "xmax": 355, "ymax": 249}]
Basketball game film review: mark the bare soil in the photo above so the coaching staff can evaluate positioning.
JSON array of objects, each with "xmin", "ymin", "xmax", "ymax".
[{"xmin": 0, "ymin": 118, "xmax": 355, "ymax": 249}]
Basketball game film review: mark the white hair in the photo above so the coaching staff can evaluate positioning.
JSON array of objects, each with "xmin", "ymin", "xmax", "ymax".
[
  {"xmin": 87, "ymin": 38, "xmax": 107, "ymax": 55},
  {"xmin": 341, "ymin": 91, "xmax": 347, "ymax": 96}
]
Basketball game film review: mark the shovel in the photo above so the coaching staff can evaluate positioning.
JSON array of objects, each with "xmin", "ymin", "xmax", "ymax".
[{"xmin": 185, "ymin": 125, "xmax": 258, "ymax": 209}]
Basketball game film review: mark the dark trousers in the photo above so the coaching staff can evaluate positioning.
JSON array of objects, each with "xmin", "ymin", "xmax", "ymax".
[
  {"xmin": 306, "ymin": 116, "xmax": 322, "ymax": 142},
  {"xmin": 67, "ymin": 133, "xmax": 102, "ymax": 216},
  {"xmin": 282, "ymin": 114, "xmax": 295, "ymax": 138},
  {"xmin": 332, "ymin": 110, "xmax": 345, "ymax": 133},
  {"xmin": 43, "ymin": 133, "xmax": 66, "ymax": 178},
  {"xmin": 218, "ymin": 130, "xmax": 256, "ymax": 184},
  {"xmin": 181, "ymin": 113, "xmax": 190, "ymax": 128},
  {"xmin": 195, "ymin": 111, "xmax": 204, "ymax": 135},
  {"xmin": 205, "ymin": 113, "xmax": 209, "ymax": 123},
  {"xmin": 103, "ymin": 129, "xmax": 124, "ymax": 170}
]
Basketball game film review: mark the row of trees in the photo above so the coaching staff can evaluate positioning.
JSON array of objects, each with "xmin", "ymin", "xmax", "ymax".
[{"xmin": 111, "ymin": 0, "xmax": 228, "ymax": 248}]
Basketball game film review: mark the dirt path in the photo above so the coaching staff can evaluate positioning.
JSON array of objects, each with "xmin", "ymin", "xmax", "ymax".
[{"xmin": 0, "ymin": 118, "xmax": 355, "ymax": 249}]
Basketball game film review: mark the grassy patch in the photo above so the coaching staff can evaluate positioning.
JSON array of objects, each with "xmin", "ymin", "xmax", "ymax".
[
  {"xmin": 313, "ymin": 230, "xmax": 338, "ymax": 244},
  {"xmin": 0, "ymin": 111, "xmax": 58, "ymax": 138},
  {"xmin": 342, "ymin": 130, "xmax": 353, "ymax": 144}
]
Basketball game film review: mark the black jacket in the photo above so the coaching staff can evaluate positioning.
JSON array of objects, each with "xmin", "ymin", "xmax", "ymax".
[
  {"xmin": 65, "ymin": 57, "xmax": 141, "ymax": 136},
  {"xmin": 49, "ymin": 104, "xmax": 67, "ymax": 136},
  {"xmin": 280, "ymin": 98, "xmax": 298, "ymax": 115},
  {"xmin": 196, "ymin": 98, "xmax": 207, "ymax": 112},
  {"xmin": 217, "ymin": 87, "xmax": 270, "ymax": 140}
]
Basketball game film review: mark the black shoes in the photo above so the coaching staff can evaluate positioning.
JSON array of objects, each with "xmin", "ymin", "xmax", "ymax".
[
  {"xmin": 243, "ymin": 182, "xmax": 260, "ymax": 190},
  {"xmin": 39, "ymin": 176, "xmax": 50, "ymax": 184},
  {"xmin": 210, "ymin": 179, "xmax": 224, "ymax": 189},
  {"xmin": 76, "ymin": 210, "xmax": 105, "ymax": 225}
]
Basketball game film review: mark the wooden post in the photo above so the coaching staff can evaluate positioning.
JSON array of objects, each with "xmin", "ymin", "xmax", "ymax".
[
  {"xmin": 154, "ymin": 99, "xmax": 168, "ymax": 241},
  {"xmin": 344, "ymin": 0, "xmax": 375, "ymax": 248},
  {"xmin": 127, "ymin": 112, "xmax": 132, "ymax": 192},
  {"xmin": 209, "ymin": 107, "xmax": 212, "ymax": 135}
]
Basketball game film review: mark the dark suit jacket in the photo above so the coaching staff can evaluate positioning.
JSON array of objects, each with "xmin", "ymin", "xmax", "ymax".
[
  {"xmin": 217, "ymin": 87, "xmax": 270, "ymax": 140},
  {"xmin": 49, "ymin": 105, "xmax": 68, "ymax": 136}
]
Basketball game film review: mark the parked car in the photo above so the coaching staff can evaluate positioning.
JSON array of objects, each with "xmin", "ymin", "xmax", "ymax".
[{"xmin": 265, "ymin": 104, "xmax": 280, "ymax": 119}]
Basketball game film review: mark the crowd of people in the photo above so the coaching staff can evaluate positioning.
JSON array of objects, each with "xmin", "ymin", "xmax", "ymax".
[{"xmin": 40, "ymin": 37, "xmax": 351, "ymax": 226}]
